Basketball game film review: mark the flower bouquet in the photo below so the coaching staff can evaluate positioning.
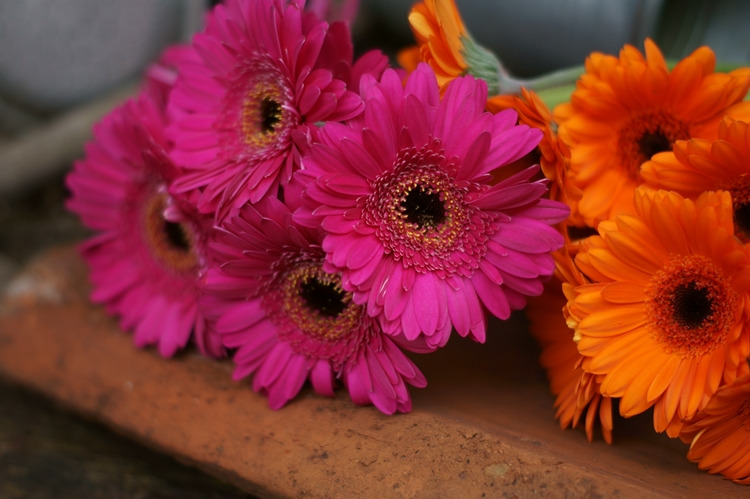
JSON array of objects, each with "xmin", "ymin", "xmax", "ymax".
[{"xmin": 65, "ymin": 0, "xmax": 750, "ymax": 485}]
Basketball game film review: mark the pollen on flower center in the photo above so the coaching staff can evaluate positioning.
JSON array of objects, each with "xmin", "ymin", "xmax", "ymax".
[
  {"xmin": 260, "ymin": 97, "xmax": 282, "ymax": 134},
  {"xmin": 142, "ymin": 192, "xmax": 199, "ymax": 272},
  {"xmin": 240, "ymin": 79, "xmax": 289, "ymax": 150},
  {"xmin": 300, "ymin": 276, "xmax": 348, "ymax": 318},
  {"xmin": 722, "ymin": 175, "xmax": 750, "ymax": 242},
  {"xmin": 645, "ymin": 255, "xmax": 736, "ymax": 358},
  {"xmin": 672, "ymin": 283, "xmax": 712, "ymax": 329},
  {"xmin": 278, "ymin": 262, "xmax": 362, "ymax": 342},
  {"xmin": 364, "ymin": 141, "xmax": 488, "ymax": 275},
  {"xmin": 618, "ymin": 110, "xmax": 691, "ymax": 180},
  {"xmin": 400, "ymin": 186, "xmax": 446, "ymax": 228}
]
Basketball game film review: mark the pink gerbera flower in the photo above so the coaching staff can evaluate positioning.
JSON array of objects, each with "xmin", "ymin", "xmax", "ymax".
[
  {"xmin": 66, "ymin": 81, "xmax": 223, "ymax": 358},
  {"xmin": 294, "ymin": 64, "xmax": 569, "ymax": 348},
  {"xmin": 201, "ymin": 197, "xmax": 429, "ymax": 413},
  {"xmin": 168, "ymin": 0, "xmax": 386, "ymax": 216}
]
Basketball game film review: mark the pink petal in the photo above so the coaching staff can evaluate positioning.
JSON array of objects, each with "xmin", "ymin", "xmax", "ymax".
[
  {"xmin": 412, "ymin": 273, "xmax": 439, "ymax": 335},
  {"xmin": 311, "ymin": 360, "xmax": 335, "ymax": 397},
  {"xmin": 472, "ymin": 269, "xmax": 510, "ymax": 320}
]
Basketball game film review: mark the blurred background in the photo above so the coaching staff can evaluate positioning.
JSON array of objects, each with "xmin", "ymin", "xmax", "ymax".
[{"xmin": 1, "ymin": 0, "xmax": 749, "ymax": 496}]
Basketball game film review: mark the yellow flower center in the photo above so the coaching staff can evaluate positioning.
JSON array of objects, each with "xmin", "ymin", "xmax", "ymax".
[
  {"xmin": 142, "ymin": 193, "xmax": 199, "ymax": 272},
  {"xmin": 645, "ymin": 255, "xmax": 736, "ymax": 358},
  {"xmin": 242, "ymin": 82, "xmax": 285, "ymax": 149},
  {"xmin": 368, "ymin": 146, "xmax": 469, "ymax": 259},
  {"xmin": 279, "ymin": 263, "xmax": 361, "ymax": 342},
  {"xmin": 618, "ymin": 110, "xmax": 691, "ymax": 180}
]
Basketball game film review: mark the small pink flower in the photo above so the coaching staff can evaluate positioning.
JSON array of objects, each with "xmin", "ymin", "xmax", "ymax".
[
  {"xmin": 66, "ymin": 81, "xmax": 223, "ymax": 358},
  {"xmin": 201, "ymin": 197, "xmax": 429, "ymax": 413},
  {"xmin": 167, "ymin": 0, "xmax": 386, "ymax": 217},
  {"xmin": 294, "ymin": 64, "xmax": 569, "ymax": 348}
]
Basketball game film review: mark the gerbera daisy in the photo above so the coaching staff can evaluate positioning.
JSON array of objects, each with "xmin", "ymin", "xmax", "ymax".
[
  {"xmin": 642, "ymin": 117, "xmax": 750, "ymax": 244},
  {"xmin": 527, "ymin": 246, "xmax": 613, "ymax": 443},
  {"xmin": 201, "ymin": 197, "xmax": 429, "ymax": 413},
  {"xmin": 66, "ymin": 85, "xmax": 223, "ymax": 358},
  {"xmin": 571, "ymin": 188, "xmax": 750, "ymax": 436},
  {"xmin": 167, "ymin": 0, "xmax": 385, "ymax": 216},
  {"xmin": 680, "ymin": 373, "xmax": 750, "ymax": 483},
  {"xmin": 397, "ymin": 0, "xmax": 502, "ymax": 94},
  {"xmin": 294, "ymin": 64, "xmax": 568, "ymax": 348},
  {"xmin": 555, "ymin": 39, "xmax": 750, "ymax": 227}
]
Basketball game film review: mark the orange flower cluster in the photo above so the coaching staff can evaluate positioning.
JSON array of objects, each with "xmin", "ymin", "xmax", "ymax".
[
  {"xmin": 552, "ymin": 45, "xmax": 750, "ymax": 483},
  {"xmin": 401, "ymin": 0, "xmax": 750, "ymax": 484}
]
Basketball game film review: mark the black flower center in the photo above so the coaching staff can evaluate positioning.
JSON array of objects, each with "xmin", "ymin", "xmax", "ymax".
[
  {"xmin": 401, "ymin": 187, "xmax": 445, "ymax": 229},
  {"xmin": 260, "ymin": 98, "xmax": 281, "ymax": 134},
  {"xmin": 300, "ymin": 277, "xmax": 347, "ymax": 318},
  {"xmin": 672, "ymin": 282, "xmax": 712, "ymax": 330},
  {"xmin": 164, "ymin": 221, "xmax": 191, "ymax": 252},
  {"xmin": 638, "ymin": 130, "xmax": 672, "ymax": 163},
  {"xmin": 734, "ymin": 203, "xmax": 750, "ymax": 239}
]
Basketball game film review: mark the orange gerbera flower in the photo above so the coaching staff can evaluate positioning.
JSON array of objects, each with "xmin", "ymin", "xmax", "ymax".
[
  {"xmin": 572, "ymin": 188, "xmax": 750, "ymax": 436},
  {"xmin": 555, "ymin": 39, "xmax": 750, "ymax": 227},
  {"xmin": 398, "ymin": 0, "xmax": 500, "ymax": 93},
  {"xmin": 527, "ymin": 246, "xmax": 613, "ymax": 443},
  {"xmin": 642, "ymin": 117, "xmax": 750, "ymax": 243},
  {"xmin": 680, "ymin": 373, "xmax": 750, "ymax": 483}
]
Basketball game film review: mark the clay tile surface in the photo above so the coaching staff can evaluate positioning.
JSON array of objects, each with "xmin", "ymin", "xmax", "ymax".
[{"xmin": 0, "ymin": 246, "xmax": 740, "ymax": 498}]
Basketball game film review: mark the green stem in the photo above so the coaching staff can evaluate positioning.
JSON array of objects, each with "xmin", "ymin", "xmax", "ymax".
[{"xmin": 497, "ymin": 66, "xmax": 584, "ymax": 95}]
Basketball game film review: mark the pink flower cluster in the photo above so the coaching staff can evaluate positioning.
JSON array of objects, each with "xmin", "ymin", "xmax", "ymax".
[{"xmin": 66, "ymin": 0, "xmax": 568, "ymax": 414}]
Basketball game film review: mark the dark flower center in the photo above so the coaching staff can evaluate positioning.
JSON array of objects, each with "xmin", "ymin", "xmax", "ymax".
[
  {"xmin": 672, "ymin": 282, "xmax": 712, "ymax": 330},
  {"xmin": 618, "ymin": 110, "xmax": 691, "ymax": 180},
  {"xmin": 724, "ymin": 175, "xmax": 750, "ymax": 242},
  {"xmin": 260, "ymin": 97, "xmax": 281, "ymax": 134},
  {"xmin": 646, "ymin": 255, "xmax": 736, "ymax": 358},
  {"xmin": 401, "ymin": 187, "xmax": 446, "ymax": 229},
  {"xmin": 238, "ymin": 77, "xmax": 292, "ymax": 151},
  {"xmin": 638, "ymin": 131, "xmax": 672, "ymax": 162},
  {"xmin": 300, "ymin": 276, "xmax": 348, "ymax": 318},
  {"xmin": 143, "ymin": 192, "xmax": 199, "ymax": 272},
  {"xmin": 164, "ymin": 221, "xmax": 191, "ymax": 252},
  {"xmin": 734, "ymin": 202, "xmax": 750, "ymax": 240},
  {"xmin": 273, "ymin": 262, "xmax": 362, "ymax": 345}
]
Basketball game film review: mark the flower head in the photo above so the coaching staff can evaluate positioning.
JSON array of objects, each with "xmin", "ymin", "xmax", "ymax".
[
  {"xmin": 680, "ymin": 373, "xmax": 750, "ymax": 484},
  {"xmin": 554, "ymin": 39, "xmax": 750, "ymax": 227},
  {"xmin": 642, "ymin": 117, "xmax": 750, "ymax": 244},
  {"xmin": 527, "ymin": 246, "xmax": 613, "ymax": 443},
  {"xmin": 294, "ymin": 65, "xmax": 568, "ymax": 348},
  {"xmin": 201, "ymin": 197, "xmax": 429, "ymax": 413},
  {"xmin": 66, "ymin": 83, "xmax": 222, "ymax": 358},
  {"xmin": 397, "ymin": 0, "xmax": 501, "ymax": 94},
  {"xmin": 572, "ymin": 188, "xmax": 750, "ymax": 435},
  {"xmin": 168, "ymin": 0, "xmax": 385, "ymax": 216}
]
